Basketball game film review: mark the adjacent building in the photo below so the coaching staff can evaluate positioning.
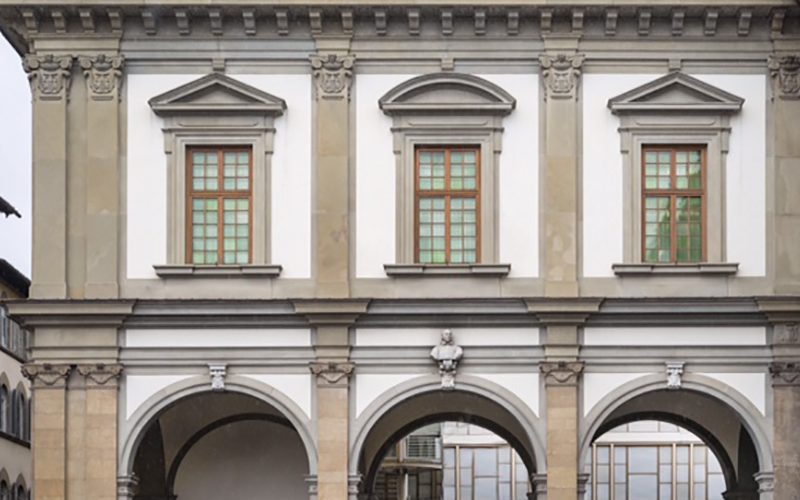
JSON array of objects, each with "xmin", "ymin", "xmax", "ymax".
[{"xmin": 0, "ymin": 2, "xmax": 799, "ymax": 500}]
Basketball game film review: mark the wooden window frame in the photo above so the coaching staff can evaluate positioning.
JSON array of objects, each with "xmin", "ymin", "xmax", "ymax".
[
  {"xmin": 641, "ymin": 145, "xmax": 707, "ymax": 264},
  {"xmin": 185, "ymin": 146, "xmax": 254, "ymax": 265},
  {"xmin": 414, "ymin": 146, "xmax": 482, "ymax": 265}
]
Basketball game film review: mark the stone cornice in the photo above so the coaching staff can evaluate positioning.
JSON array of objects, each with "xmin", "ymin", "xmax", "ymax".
[
  {"xmin": 5, "ymin": 300, "xmax": 135, "ymax": 328},
  {"xmin": 525, "ymin": 297, "xmax": 603, "ymax": 325},
  {"xmin": 756, "ymin": 297, "xmax": 800, "ymax": 323},
  {"xmin": 293, "ymin": 299, "xmax": 370, "ymax": 325}
]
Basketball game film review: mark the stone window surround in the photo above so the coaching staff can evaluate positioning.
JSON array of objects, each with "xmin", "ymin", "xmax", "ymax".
[
  {"xmin": 148, "ymin": 73, "xmax": 285, "ymax": 278},
  {"xmin": 608, "ymin": 72, "xmax": 744, "ymax": 277},
  {"xmin": 378, "ymin": 73, "xmax": 515, "ymax": 277}
]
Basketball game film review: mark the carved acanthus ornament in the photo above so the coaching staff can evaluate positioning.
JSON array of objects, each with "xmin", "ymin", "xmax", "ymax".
[
  {"xmin": 769, "ymin": 54, "xmax": 800, "ymax": 100},
  {"xmin": 539, "ymin": 53, "xmax": 585, "ymax": 100},
  {"xmin": 540, "ymin": 361, "xmax": 584, "ymax": 386},
  {"xmin": 79, "ymin": 54, "xmax": 124, "ymax": 100},
  {"xmin": 23, "ymin": 54, "xmax": 73, "ymax": 101},
  {"xmin": 769, "ymin": 361, "xmax": 800, "ymax": 387},
  {"xmin": 430, "ymin": 329, "xmax": 464, "ymax": 390},
  {"xmin": 21, "ymin": 363, "xmax": 72, "ymax": 388},
  {"xmin": 77, "ymin": 363, "xmax": 124, "ymax": 387},
  {"xmin": 311, "ymin": 54, "xmax": 355, "ymax": 100},
  {"xmin": 310, "ymin": 361, "xmax": 355, "ymax": 386}
]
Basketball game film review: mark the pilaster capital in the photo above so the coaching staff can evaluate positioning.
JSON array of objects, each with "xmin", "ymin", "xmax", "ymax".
[
  {"xmin": 309, "ymin": 361, "xmax": 354, "ymax": 386},
  {"xmin": 117, "ymin": 474, "xmax": 139, "ymax": 500},
  {"xmin": 76, "ymin": 363, "xmax": 124, "ymax": 388},
  {"xmin": 539, "ymin": 53, "xmax": 585, "ymax": 100},
  {"xmin": 22, "ymin": 54, "xmax": 73, "ymax": 101},
  {"xmin": 769, "ymin": 361, "xmax": 800, "ymax": 387},
  {"xmin": 79, "ymin": 53, "xmax": 124, "ymax": 101},
  {"xmin": 768, "ymin": 54, "xmax": 800, "ymax": 100},
  {"xmin": 754, "ymin": 471, "xmax": 774, "ymax": 493},
  {"xmin": 21, "ymin": 362, "xmax": 72, "ymax": 388},
  {"xmin": 540, "ymin": 360, "xmax": 584, "ymax": 386},
  {"xmin": 310, "ymin": 53, "xmax": 355, "ymax": 101},
  {"xmin": 773, "ymin": 322, "xmax": 800, "ymax": 345}
]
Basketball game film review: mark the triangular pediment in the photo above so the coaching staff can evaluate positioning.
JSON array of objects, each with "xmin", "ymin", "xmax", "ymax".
[
  {"xmin": 149, "ymin": 73, "xmax": 286, "ymax": 116},
  {"xmin": 608, "ymin": 72, "xmax": 743, "ymax": 114},
  {"xmin": 380, "ymin": 73, "xmax": 516, "ymax": 115}
]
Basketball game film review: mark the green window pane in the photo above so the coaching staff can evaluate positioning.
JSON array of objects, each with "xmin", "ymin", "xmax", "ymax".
[
  {"xmin": 237, "ymin": 251, "xmax": 248, "ymax": 263},
  {"xmin": 237, "ymin": 212, "xmax": 248, "ymax": 223},
  {"xmin": 192, "ymin": 251, "xmax": 204, "ymax": 264},
  {"xmin": 237, "ymin": 179, "xmax": 249, "ymax": 190},
  {"xmin": 193, "ymin": 179, "xmax": 204, "ymax": 190},
  {"xmin": 192, "ymin": 152, "xmax": 205, "ymax": 164},
  {"xmin": 224, "ymin": 252, "xmax": 235, "ymax": 264},
  {"xmin": 206, "ymin": 179, "xmax": 218, "ymax": 190},
  {"xmin": 224, "ymin": 179, "xmax": 235, "ymax": 190},
  {"xmin": 645, "ymin": 178, "xmax": 657, "ymax": 189}
]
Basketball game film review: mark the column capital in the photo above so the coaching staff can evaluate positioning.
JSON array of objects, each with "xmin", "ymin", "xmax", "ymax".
[
  {"xmin": 539, "ymin": 53, "xmax": 585, "ymax": 100},
  {"xmin": 310, "ymin": 361, "xmax": 354, "ymax": 387},
  {"xmin": 768, "ymin": 54, "xmax": 800, "ymax": 100},
  {"xmin": 79, "ymin": 53, "xmax": 124, "ymax": 101},
  {"xmin": 310, "ymin": 53, "xmax": 355, "ymax": 101},
  {"xmin": 540, "ymin": 360, "xmax": 584, "ymax": 386},
  {"xmin": 304, "ymin": 474, "xmax": 319, "ymax": 500},
  {"xmin": 769, "ymin": 361, "xmax": 800, "ymax": 387},
  {"xmin": 22, "ymin": 53, "xmax": 73, "ymax": 101},
  {"xmin": 755, "ymin": 471, "xmax": 775, "ymax": 493},
  {"xmin": 21, "ymin": 362, "xmax": 72, "ymax": 389},
  {"xmin": 76, "ymin": 363, "xmax": 123, "ymax": 388},
  {"xmin": 116, "ymin": 474, "xmax": 139, "ymax": 500}
]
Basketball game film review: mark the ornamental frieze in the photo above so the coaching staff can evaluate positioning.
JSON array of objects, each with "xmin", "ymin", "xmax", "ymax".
[
  {"xmin": 540, "ymin": 361, "xmax": 584, "ymax": 386},
  {"xmin": 769, "ymin": 54, "xmax": 800, "ymax": 100},
  {"xmin": 539, "ymin": 53, "xmax": 585, "ymax": 100},
  {"xmin": 309, "ymin": 361, "xmax": 355, "ymax": 386},
  {"xmin": 76, "ymin": 363, "xmax": 124, "ymax": 387},
  {"xmin": 22, "ymin": 54, "xmax": 73, "ymax": 101},
  {"xmin": 79, "ymin": 54, "xmax": 124, "ymax": 101},
  {"xmin": 310, "ymin": 54, "xmax": 354, "ymax": 101}
]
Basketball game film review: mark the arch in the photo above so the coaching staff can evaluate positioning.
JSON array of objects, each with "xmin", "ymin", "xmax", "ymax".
[
  {"xmin": 579, "ymin": 373, "xmax": 773, "ymax": 486},
  {"xmin": 12, "ymin": 384, "xmax": 25, "ymax": 439},
  {"xmin": 379, "ymin": 72, "xmax": 516, "ymax": 115},
  {"xmin": 351, "ymin": 374, "xmax": 545, "ymax": 491},
  {"xmin": 119, "ymin": 374, "xmax": 318, "ymax": 479},
  {"xmin": 0, "ymin": 383, "xmax": 7, "ymax": 433}
]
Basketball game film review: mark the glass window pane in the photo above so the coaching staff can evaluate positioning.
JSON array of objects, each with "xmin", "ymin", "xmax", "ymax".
[
  {"xmin": 629, "ymin": 476, "xmax": 658, "ymax": 500},
  {"xmin": 630, "ymin": 447, "xmax": 657, "ymax": 473}
]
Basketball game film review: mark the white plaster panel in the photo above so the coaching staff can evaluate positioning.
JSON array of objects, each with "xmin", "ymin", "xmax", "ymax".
[
  {"xmin": 473, "ymin": 373, "xmax": 539, "ymax": 417},
  {"xmin": 584, "ymin": 326, "xmax": 766, "ymax": 346},
  {"xmin": 126, "ymin": 74, "xmax": 312, "ymax": 279},
  {"xmin": 354, "ymin": 73, "xmax": 539, "ymax": 278},
  {"xmin": 356, "ymin": 373, "xmax": 420, "ymax": 418},
  {"xmin": 0, "ymin": 351, "xmax": 31, "ymax": 397},
  {"xmin": 125, "ymin": 328, "xmax": 312, "ymax": 347},
  {"xmin": 583, "ymin": 372, "xmax": 650, "ymax": 417},
  {"xmin": 355, "ymin": 74, "xmax": 413, "ymax": 278},
  {"xmin": 581, "ymin": 74, "xmax": 766, "ymax": 277},
  {"xmin": 243, "ymin": 374, "xmax": 312, "ymax": 420},
  {"xmin": 355, "ymin": 327, "xmax": 539, "ymax": 347},
  {"xmin": 125, "ymin": 374, "xmax": 192, "ymax": 419},
  {"xmin": 702, "ymin": 372, "xmax": 766, "ymax": 416}
]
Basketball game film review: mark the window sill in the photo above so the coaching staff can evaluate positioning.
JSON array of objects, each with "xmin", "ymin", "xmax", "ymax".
[
  {"xmin": 612, "ymin": 263, "xmax": 739, "ymax": 276},
  {"xmin": 153, "ymin": 264, "xmax": 282, "ymax": 278},
  {"xmin": 0, "ymin": 430, "xmax": 30, "ymax": 448},
  {"xmin": 383, "ymin": 263, "xmax": 511, "ymax": 277}
]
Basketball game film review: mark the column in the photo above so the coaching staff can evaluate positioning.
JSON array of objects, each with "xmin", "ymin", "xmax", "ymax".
[
  {"xmin": 310, "ymin": 49, "xmax": 354, "ymax": 298},
  {"xmin": 23, "ymin": 54, "xmax": 73, "ymax": 299},
  {"xmin": 21, "ymin": 363, "xmax": 72, "ymax": 500},
  {"xmin": 79, "ymin": 54, "xmax": 124, "ymax": 298},
  {"xmin": 539, "ymin": 45, "xmax": 584, "ymax": 298},
  {"xmin": 769, "ymin": 322, "xmax": 800, "ymax": 500}
]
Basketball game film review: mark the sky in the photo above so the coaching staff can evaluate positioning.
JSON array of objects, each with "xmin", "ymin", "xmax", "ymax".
[{"xmin": 0, "ymin": 34, "xmax": 32, "ymax": 277}]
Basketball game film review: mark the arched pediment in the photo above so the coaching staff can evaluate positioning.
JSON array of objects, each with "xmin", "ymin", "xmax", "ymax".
[
  {"xmin": 149, "ymin": 72, "xmax": 286, "ymax": 117},
  {"xmin": 608, "ymin": 71, "xmax": 744, "ymax": 114},
  {"xmin": 379, "ymin": 72, "xmax": 516, "ymax": 115}
]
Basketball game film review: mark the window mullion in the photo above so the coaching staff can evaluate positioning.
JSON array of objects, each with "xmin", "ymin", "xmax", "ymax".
[{"xmin": 445, "ymin": 149, "xmax": 451, "ymax": 264}]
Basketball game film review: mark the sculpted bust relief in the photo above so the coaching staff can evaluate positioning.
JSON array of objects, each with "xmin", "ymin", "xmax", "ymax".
[{"xmin": 431, "ymin": 329, "xmax": 463, "ymax": 390}]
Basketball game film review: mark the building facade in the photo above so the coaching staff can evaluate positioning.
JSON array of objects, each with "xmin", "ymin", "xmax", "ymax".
[{"xmin": 0, "ymin": 1, "xmax": 799, "ymax": 499}]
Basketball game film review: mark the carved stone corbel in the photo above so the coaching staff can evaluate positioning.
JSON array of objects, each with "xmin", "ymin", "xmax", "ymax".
[
  {"xmin": 23, "ymin": 54, "xmax": 74, "ymax": 101},
  {"xmin": 310, "ymin": 54, "xmax": 355, "ymax": 101},
  {"xmin": 21, "ymin": 363, "xmax": 72, "ymax": 388},
  {"xmin": 769, "ymin": 361, "xmax": 800, "ymax": 387},
  {"xmin": 310, "ymin": 361, "xmax": 355, "ymax": 386},
  {"xmin": 79, "ymin": 54, "xmax": 124, "ymax": 101},
  {"xmin": 540, "ymin": 361, "xmax": 584, "ymax": 386},
  {"xmin": 539, "ymin": 53, "xmax": 585, "ymax": 100},
  {"xmin": 76, "ymin": 363, "xmax": 124, "ymax": 387},
  {"xmin": 666, "ymin": 362, "xmax": 685, "ymax": 389},
  {"xmin": 769, "ymin": 54, "xmax": 800, "ymax": 100},
  {"xmin": 209, "ymin": 363, "xmax": 227, "ymax": 391}
]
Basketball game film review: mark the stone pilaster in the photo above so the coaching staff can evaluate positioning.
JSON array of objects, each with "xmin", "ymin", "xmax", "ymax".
[
  {"xmin": 23, "ymin": 54, "xmax": 73, "ymax": 299},
  {"xmin": 310, "ymin": 50, "xmax": 354, "ymax": 298},
  {"xmin": 78, "ymin": 54, "xmax": 124, "ymax": 298},
  {"xmin": 769, "ymin": 355, "xmax": 800, "ymax": 500},
  {"xmin": 539, "ymin": 47, "xmax": 584, "ymax": 297},
  {"xmin": 22, "ymin": 363, "xmax": 72, "ymax": 500}
]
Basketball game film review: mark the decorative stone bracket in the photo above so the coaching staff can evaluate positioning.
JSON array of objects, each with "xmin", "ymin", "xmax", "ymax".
[
  {"xmin": 209, "ymin": 363, "xmax": 227, "ymax": 391},
  {"xmin": 79, "ymin": 54, "xmax": 124, "ymax": 101},
  {"xmin": 539, "ymin": 53, "xmax": 585, "ymax": 100},
  {"xmin": 309, "ymin": 361, "xmax": 355, "ymax": 386},
  {"xmin": 21, "ymin": 363, "xmax": 72, "ymax": 388},
  {"xmin": 310, "ymin": 54, "xmax": 354, "ymax": 101},
  {"xmin": 77, "ymin": 363, "xmax": 124, "ymax": 387},
  {"xmin": 22, "ymin": 54, "xmax": 73, "ymax": 101},
  {"xmin": 769, "ymin": 54, "xmax": 800, "ymax": 100},
  {"xmin": 539, "ymin": 361, "xmax": 584, "ymax": 386},
  {"xmin": 430, "ymin": 329, "xmax": 463, "ymax": 390},
  {"xmin": 666, "ymin": 362, "xmax": 685, "ymax": 389},
  {"xmin": 769, "ymin": 361, "xmax": 800, "ymax": 387}
]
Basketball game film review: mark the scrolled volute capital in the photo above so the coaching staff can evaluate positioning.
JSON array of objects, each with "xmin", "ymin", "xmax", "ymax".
[
  {"xmin": 76, "ymin": 363, "xmax": 124, "ymax": 387},
  {"xmin": 540, "ymin": 361, "xmax": 584, "ymax": 386},
  {"xmin": 769, "ymin": 361, "xmax": 800, "ymax": 387},
  {"xmin": 310, "ymin": 53, "xmax": 355, "ymax": 100},
  {"xmin": 79, "ymin": 54, "xmax": 124, "ymax": 101},
  {"xmin": 22, "ymin": 54, "xmax": 74, "ymax": 101},
  {"xmin": 768, "ymin": 54, "xmax": 800, "ymax": 100},
  {"xmin": 309, "ymin": 361, "xmax": 354, "ymax": 386},
  {"xmin": 21, "ymin": 363, "xmax": 72, "ymax": 388}
]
